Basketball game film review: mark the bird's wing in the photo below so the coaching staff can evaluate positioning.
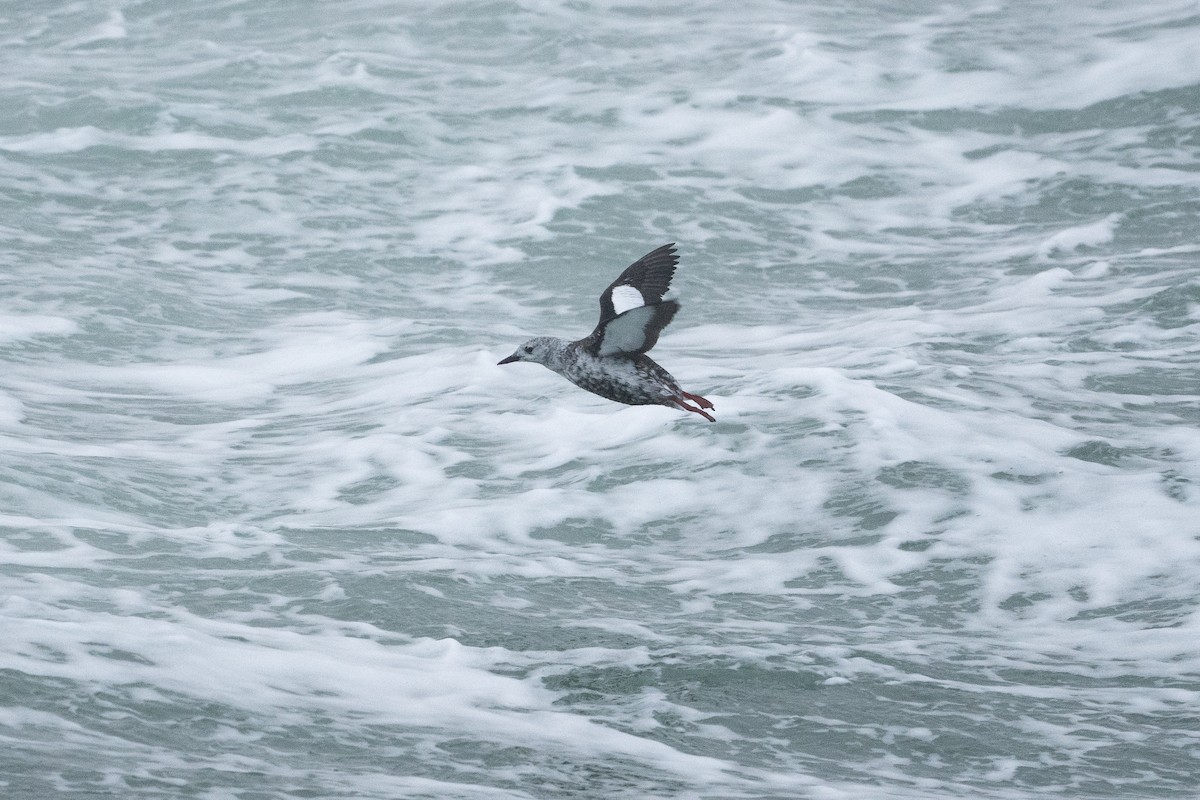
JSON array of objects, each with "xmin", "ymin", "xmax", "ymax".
[
  {"xmin": 583, "ymin": 243, "xmax": 681, "ymax": 356},
  {"xmin": 590, "ymin": 301, "xmax": 679, "ymax": 356},
  {"xmin": 595, "ymin": 243, "xmax": 678, "ymax": 326}
]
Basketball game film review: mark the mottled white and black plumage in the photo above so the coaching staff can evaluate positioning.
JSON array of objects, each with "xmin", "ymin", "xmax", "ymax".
[{"xmin": 498, "ymin": 244, "xmax": 715, "ymax": 421}]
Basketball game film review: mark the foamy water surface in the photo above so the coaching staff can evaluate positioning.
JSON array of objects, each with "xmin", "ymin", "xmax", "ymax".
[{"xmin": 2, "ymin": 2, "xmax": 1199, "ymax": 798}]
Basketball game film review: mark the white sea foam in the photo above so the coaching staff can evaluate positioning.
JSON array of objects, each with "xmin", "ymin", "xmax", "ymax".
[
  {"xmin": 2, "ymin": 0, "xmax": 1198, "ymax": 798},
  {"xmin": 0, "ymin": 314, "xmax": 78, "ymax": 342},
  {"xmin": 59, "ymin": 10, "xmax": 127, "ymax": 49},
  {"xmin": 0, "ymin": 127, "xmax": 320, "ymax": 156},
  {"xmin": 1037, "ymin": 214, "xmax": 1121, "ymax": 259}
]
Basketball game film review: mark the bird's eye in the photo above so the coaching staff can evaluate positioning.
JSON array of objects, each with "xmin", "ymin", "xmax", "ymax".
[{"xmin": 523, "ymin": 345, "xmax": 534, "ymax": 354}]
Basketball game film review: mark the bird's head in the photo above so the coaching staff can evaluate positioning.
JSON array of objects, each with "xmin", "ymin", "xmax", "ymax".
[{"xmin": 498, "ymin": 336, "xmax": 560, "ymax": 368}]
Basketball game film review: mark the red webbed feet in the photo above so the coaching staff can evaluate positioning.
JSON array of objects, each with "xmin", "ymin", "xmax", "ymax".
[{"xmin": 672, "ymin": 392, "xmax": 715, "ymax": 422}]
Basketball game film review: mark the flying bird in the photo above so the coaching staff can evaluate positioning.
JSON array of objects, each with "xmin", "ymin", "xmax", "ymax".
[{"xmin": 498, "ymin": 243, "xmax": 715, "ymax": 421}]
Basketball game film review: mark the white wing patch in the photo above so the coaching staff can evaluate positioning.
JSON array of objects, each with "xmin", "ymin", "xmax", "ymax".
[
  {"xmin": 609, "ymin": 285, "xmax": 645, "ymax": 316},
  {"xmin": 598, "ymin": 305, "xmax": 654, "ymax": 356}
]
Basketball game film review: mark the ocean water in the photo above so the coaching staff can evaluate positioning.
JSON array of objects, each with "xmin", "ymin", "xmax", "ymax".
[{"xmin": 2, "ymin": 1, "xmax": 1199, "ymax": 797}]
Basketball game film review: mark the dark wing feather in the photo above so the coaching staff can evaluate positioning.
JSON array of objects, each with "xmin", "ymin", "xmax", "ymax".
[
  {"xmin": 582, "ymin": 243, "xmax": 681, "ymax": 356},
  {"xmin": 595, "ymin": 243, "xmax": 679, "ymax": 327}
]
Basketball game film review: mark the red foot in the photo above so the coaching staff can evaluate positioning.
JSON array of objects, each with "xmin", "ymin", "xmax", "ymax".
[
  {"xmin": 678, "ymin": 390, "xmax": 714, "ymax": 410},
  {"xmin": 672, "ymin": 395, "xmax": 716, "ymax": 422}
]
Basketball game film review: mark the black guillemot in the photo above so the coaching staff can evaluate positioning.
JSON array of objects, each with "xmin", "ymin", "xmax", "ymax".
[{"xmin": 498, "ymin": 243, "xmax": 715, "ymax": 421}]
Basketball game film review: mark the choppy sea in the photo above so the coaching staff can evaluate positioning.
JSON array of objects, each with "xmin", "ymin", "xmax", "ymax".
[{"xmin": 2, "ymin": 2, "xmax": 1199, "ymax": 798}]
